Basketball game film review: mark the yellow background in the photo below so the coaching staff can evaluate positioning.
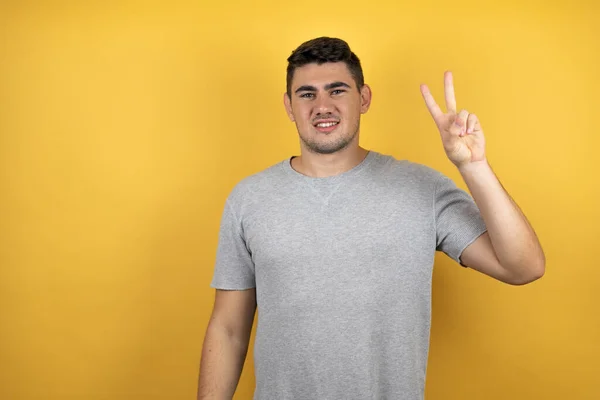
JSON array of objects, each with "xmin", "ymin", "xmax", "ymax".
[{"xmin": 1, "ymin": 1, "xmax": 598, "ymax": 399}]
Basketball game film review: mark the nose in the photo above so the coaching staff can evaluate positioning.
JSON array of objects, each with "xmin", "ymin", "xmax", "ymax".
[{"xmin": 313, "ymin": 95, "xmax": 334, "ymax": 115}]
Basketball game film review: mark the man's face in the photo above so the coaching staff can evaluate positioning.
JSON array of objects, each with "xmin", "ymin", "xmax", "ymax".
[{"xmin": 284, "ymin": 62, "xmax": 371, "ymax": 155}]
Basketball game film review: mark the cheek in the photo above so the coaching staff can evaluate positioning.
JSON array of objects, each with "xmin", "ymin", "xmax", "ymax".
[
  {"xmin": 338, "ymin": 99, "xmax": 359, "ymax": 113},
  {"xmin": 338, "ymin": 104, "xmax": 357, "ymax": 120},
  {"xmin": 294, "ymin": 109, "xmax": 313, "ymax": 127},
  {"xmin": 291, "ymin": 104, "xmax": 308, "ymax": 118}
]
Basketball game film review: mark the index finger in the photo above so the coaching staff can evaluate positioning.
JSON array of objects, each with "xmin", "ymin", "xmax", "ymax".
[{"xmin": 420, "ymin": 84, "xmax": 443, "ymax": 120}]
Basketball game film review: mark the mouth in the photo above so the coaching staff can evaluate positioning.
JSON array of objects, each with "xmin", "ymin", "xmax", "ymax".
[{"xmin": 313, "ymin": 120, "xmax": 340, "ymax": 133}]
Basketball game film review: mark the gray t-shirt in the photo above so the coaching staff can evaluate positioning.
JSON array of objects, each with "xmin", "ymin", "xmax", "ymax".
[{"xmin": 210, "ymin": 150, "xmax": 487, "ymax": 400}]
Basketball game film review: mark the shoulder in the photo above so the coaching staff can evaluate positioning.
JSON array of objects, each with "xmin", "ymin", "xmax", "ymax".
[
  {"xmin": 223, "ymin": 157, "xmax": 289, "ymax": 210},
  {"xmin": 372, "ymin": 150, "xmax": 448, "ymax": 185}
]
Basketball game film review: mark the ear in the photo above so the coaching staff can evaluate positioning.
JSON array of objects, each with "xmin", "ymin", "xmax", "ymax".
[
  {"xmin": 359, "ymin": 84, "xmax": 372, "ymax": 114},
  {"xmin": 283, "ymin": 92, "xmax": 295, "ymax": 122}
]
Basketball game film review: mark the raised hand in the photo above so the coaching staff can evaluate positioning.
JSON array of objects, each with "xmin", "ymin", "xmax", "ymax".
[{"xmin": 420, "ymin": 71, "xmax": 486, "ymax": 169}]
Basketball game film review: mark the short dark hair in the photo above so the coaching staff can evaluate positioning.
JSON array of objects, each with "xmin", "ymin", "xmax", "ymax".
[{"xmin": 286, "ymin": 37, "xmax": 364, "ymax": 96}]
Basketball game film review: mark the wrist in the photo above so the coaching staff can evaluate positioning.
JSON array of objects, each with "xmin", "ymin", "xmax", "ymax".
[{"xmin": 457, "ymin": 158, "xmax": 491, "ymax": 177}]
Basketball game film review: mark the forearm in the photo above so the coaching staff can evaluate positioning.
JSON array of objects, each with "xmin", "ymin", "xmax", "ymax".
[
  {"xmin": 458, "ymin": 160, "xmax": 545, "ymax": 276},
  {"xmin": 197, "ymin": 323, "xmax": 249, "ymax": 400}
]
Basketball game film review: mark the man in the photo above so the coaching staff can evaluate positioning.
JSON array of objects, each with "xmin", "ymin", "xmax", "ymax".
[{"xmin": 197, "ymin": 37, "xmax": 545, "ymax": 400}]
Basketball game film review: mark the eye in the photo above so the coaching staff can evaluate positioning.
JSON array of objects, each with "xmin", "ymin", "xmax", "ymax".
[
  {"xmin": 331, "ymin": 89, "xmax": 345, "ymax": 95},
  {"xmin": 300, "ymin": 93, "xmax": 315, "ymax": 99}
]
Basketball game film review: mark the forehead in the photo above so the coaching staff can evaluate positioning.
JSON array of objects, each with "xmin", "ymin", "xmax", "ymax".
[{"xmin": 290, "ymin": 62, "xmax": 355, "ymax": 90}]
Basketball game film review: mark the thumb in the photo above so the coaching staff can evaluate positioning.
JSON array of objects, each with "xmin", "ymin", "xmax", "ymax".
[{"xmin": 450, "ymin": 110, "xmax": 469, "ymax": 136}]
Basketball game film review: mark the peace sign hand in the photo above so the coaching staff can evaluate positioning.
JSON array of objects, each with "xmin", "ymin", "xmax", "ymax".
[{"xmin": 420, "ymin": 71, "xmax": 486, "ymax": 169}]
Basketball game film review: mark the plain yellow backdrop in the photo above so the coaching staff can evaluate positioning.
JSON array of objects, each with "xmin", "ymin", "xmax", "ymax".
[{"xmin": 1, "ymin": 0, "xmax": 598, "ymax": 399}]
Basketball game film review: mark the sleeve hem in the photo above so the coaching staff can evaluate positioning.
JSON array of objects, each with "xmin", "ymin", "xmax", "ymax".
[
  {"xmin": 210, "ymin": 282, "xmax": 256, "ymax": 290},
  {"xmin": 456, "ymin": 227, "xmax": 488, "ymax": 267}
]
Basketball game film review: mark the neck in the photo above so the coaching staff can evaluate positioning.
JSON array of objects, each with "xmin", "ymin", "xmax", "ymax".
[{"xmin": 291, "ymin": 145, "xmax": 369, "ymax": 178}]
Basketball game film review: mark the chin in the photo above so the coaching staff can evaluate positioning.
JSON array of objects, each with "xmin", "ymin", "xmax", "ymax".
[{"xmin": 303, "ymin": 135, "xmax": 353, "ymax": 155}]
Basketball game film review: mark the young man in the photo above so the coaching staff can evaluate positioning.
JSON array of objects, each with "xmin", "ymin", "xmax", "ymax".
[{"xmin": 197, "ymin": 37, "xmax": 545, "ymax": 400}]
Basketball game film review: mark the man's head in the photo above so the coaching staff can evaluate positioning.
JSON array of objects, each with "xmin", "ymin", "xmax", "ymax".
[{"xmin": 284, "ymin": 37, "xmax": 371, "ymax": 155}]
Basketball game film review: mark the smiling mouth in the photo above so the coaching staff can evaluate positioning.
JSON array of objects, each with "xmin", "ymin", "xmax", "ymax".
[
  {"xmin": 313, "ymin": 121, "xmax": 340, "ymax": 133},
  {"xmin": 315, "ymin": 121, "xmax": 339, "ymax": 128},
  {"xmin": 314, "ymin": 122, "xmax": 339, "ymax": 134}
]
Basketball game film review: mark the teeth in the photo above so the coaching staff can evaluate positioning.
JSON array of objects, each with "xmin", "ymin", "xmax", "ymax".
[{"xmin": 317, "ymin": 122, "xmax": 338, "ymax": 128}]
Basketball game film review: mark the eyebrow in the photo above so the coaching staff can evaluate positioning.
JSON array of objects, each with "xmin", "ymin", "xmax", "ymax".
[{"xmin": 294, "ymin": 81, "xmax": 352, "ymax": 94}]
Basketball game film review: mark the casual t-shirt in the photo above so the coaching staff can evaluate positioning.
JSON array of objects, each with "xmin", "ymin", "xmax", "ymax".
[{"xmin": 210, "ymin": 150, "xmax": 487, "ymax": 400}]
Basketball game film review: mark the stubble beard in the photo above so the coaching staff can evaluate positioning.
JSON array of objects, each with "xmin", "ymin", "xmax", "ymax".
[{"xmin": 299, "ymin": 120, "xmax": 360, "ymax": 155}]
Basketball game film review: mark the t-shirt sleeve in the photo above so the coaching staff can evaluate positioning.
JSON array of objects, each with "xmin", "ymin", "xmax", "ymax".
[
  {"xmin": 210, "ymin": 198, "xmax": 256, "ymax": 290},
  {"xmin": 434, "ymin": 173, "xmax": 488, "ymax": 265}
]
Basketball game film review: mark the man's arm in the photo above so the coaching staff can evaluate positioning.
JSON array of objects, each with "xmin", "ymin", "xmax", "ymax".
[
  {"xmin": 420, "ymin": 71, "xmax": 545, "ymax": 285},
  {"xmin": 197, "ymin": 288, "xmax": 256, "ymax": 400},
  {"xmin": 458, "ymin": 161, "xmax": 545, "ymax": 285}
]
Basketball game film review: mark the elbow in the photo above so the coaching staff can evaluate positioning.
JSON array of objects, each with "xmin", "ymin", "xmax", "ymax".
[{"xmin": 507, "ymin": 256, "xmax": 546, "ymax": 286}]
